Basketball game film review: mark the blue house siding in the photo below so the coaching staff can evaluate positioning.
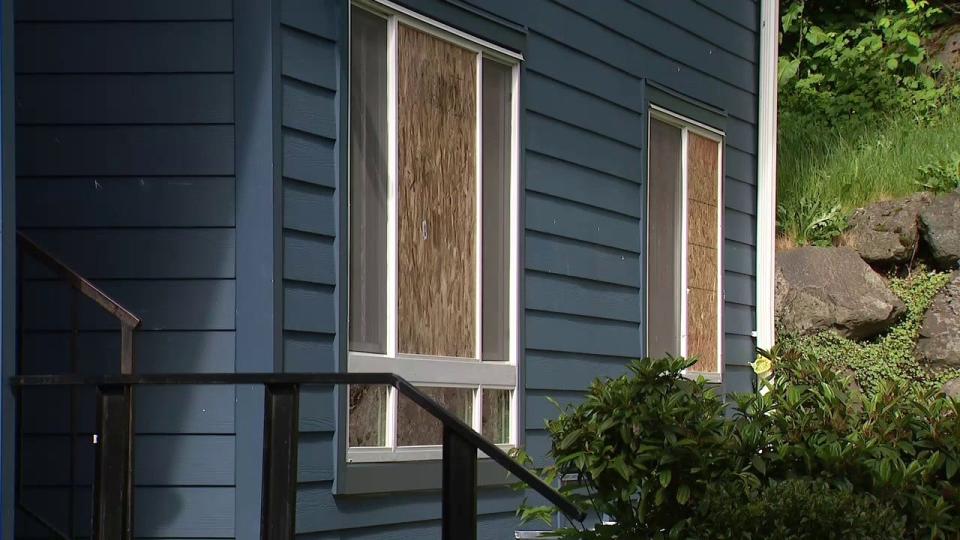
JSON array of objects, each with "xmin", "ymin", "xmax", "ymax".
[
  {"xmin": 7, "ymin": 0, "xmax": 763, "ymax": 537},
  {"xmin": 14, "ymin": 1, "xmax": 237, "ymax": 537},
  {"xmin": 267, "ymin": 0, "xmax": 761, "ymax": 537}
]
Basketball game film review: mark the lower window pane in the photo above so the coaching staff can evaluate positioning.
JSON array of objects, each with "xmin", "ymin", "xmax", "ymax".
[
  {"xmin": 397, "ymin": 387, "xmax": 473, "ymax": 446},
  {"xmin": 482, "ymin": 389, "xmax": 511, "ymax": 444},
  {"xmin": 348, "ymin": 385, "xmax": 388, "ymax": 447}
]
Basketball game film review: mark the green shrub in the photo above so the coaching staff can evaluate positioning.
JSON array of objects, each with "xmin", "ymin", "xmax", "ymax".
[
  {"xmin": 692, "ymin": 478, "xmax": 907, "ymax": 539},
  {"xmin": 915, "ymin": 154, "xmax": 960, "ymax": 193},
  {"xmin": 517, "ymin": 354, "xmax": 960, "ymax": 539},
  {"xmin": 738, "ymin": 354, "xmax": 960, "ymax": 538},
  {"xmin": 514, "ymin": 357, "xmax": 737, "ymax": 538},
  {"xmin": 779, "ymin": 269, "xmax": 959, "ymax": 393},
  {"xmin": 778, "ymin": 0, "xmax": 951, "ymax": 127}
]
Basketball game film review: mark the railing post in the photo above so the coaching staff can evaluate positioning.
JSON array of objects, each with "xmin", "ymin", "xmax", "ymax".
[
  {"xmin": 442, "ymin": 426, "xmax": 477, "ymax": 540},
  {"xmin": 93, "ymin": 384, "xmax": 134, "ymax": 540},
  {"xmin": 120, "ymin": 323, "xmax": 135, "ymax": 375},
  {"xmin": 261, "ymin": 383, "xmax": 299, "ymax": 540}
]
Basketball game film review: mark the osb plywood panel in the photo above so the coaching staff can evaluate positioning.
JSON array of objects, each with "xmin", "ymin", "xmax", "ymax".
[
  {"xmin": 686, "ymin": 131, "xmax": 720, "ymax": 373},
  {"xmin": 687, "ymin": 243, "xmax": 718, "ymax": 292},
  {"xmin": 687, "ymin": 133, "xmax": 719, "ymax": 206},
  {"xmin": 687, "ymin": 288, "xmax": 718, "ymax": 373},
  {"xmin": 396, "ymin": 387, "xmax": 473, "ymax": 446},
  {"xmin": 688, "ymin": 199, "xmax": 718, "ymax": 248},
  {"xmin": 397, "ymin": 25, "xmax": 477, "ymax": 358}
]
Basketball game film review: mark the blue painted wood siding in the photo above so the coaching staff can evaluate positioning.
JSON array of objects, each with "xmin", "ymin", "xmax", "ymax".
[
  {"xmin": 278, "ymin": 0, "xmax": 761, "ymax": 538},
  {"xmin": 10, "ymin": 0, "xmax": 760, "ymax": 537},
  {"xmin": 14, "ymin": 1, "xmax": 237, "ymax": 537}
]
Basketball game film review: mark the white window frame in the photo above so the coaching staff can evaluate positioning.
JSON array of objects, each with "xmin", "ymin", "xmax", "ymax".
[
  {"xmin": 347, "ymin": 0, "xmax": 522, "ymax": 462},
  {"xmin": 646, "ymin": 105, "xmax": 725, "ymax": 384}
]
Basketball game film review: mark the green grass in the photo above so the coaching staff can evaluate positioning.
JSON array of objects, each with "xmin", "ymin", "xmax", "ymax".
[{"xmin": 777, "ymin": 107, "xmax": 960, "ymax": 244}]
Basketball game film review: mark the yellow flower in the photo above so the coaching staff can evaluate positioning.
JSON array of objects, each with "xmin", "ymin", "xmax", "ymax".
[{"xmin": 751, "ymin": 356, "xmax": 772, "ymax": 376}]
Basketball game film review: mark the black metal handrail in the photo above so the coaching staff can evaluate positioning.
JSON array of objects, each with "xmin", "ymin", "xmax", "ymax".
[
  {"xmin": 12, "ymin": 371, "xmax": 585, "ymax": 540},
  {"xmin": 16, "ymin": 233, "xmax": 144, "ymax": 540},
  {"xmin": 17, "ymin": 232, "xmax": 141, "ymax": 374}
]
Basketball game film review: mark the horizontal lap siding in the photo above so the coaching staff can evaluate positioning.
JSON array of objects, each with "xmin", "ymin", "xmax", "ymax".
[
  {"xmin": 14, "ymin": 2, "xmax": 237, "ymax": 539},
  {"xmin": 278, "ymin": 0, "xmax": 348, "ymax": 537},
  {"xmin": 282, "ymin": 0, "xmax": 759, "ymax": 536},
  {"xmin": 471, "ymin": 0, "xmax": 760, "ymax": 477}
]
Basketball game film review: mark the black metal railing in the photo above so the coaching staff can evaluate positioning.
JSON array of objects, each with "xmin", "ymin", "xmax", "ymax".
[
  {"xmin": 16, "ymin": 232, "xmax": 142, "ymax": 539},
  {"xmin": 11, "ymin": 371, "xmax": 585, "ymax": 540}
]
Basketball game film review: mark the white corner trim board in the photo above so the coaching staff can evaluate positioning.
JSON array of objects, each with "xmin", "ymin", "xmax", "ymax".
[{"xmin": 756, "ymin": 0, "xmax": 779, "ymax": 352}]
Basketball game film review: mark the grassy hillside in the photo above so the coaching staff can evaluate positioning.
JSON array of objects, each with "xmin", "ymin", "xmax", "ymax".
[{"xmin": 777, "ymin": 107, "xmax": 960, "ymax": 244}]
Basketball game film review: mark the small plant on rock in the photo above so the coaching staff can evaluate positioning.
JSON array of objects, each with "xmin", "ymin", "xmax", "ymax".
[{"xmin": 915, "ymin": 154, "xmax": 960, "ymax": 192}]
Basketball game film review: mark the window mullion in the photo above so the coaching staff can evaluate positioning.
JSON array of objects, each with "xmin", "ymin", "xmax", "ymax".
[
  {"xmin": 475, "ymin": 53, "xmax": 483, "ymax": 361},
  {"xmin": 679, "ymin": 127, "xmax": 689, "ymax": 359},
  {"xmin": 386, "ymin": 15, "xmax": 398, "ymax": 359}
]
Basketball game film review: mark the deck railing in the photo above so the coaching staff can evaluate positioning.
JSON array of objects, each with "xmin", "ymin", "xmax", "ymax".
[
  {"xmin": 13, "ymin": 232, "xmax": 582, "ymax": 538},
  {"xmin": 11, "ymin": 372, "xmax": 585, "ymax": 540},
  {"xmin": 16, "ymin": 232, "xmax": 142, "ymax": 539}
]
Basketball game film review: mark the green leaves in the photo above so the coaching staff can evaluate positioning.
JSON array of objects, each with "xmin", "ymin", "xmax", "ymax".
[
  {"xmin": 515, "ymin": 346, "xmax": 960, "ymax": 538},
  {"xmin": 779, "ymin": 0, "xmax": 949, "ymax": 127}
]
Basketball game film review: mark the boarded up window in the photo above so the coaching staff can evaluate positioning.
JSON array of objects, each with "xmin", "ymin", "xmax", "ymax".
[
  {"xmin": 397, "ymin": 25, "xmax": 477, "ymax": 358},
  {"xmin": 646, "ymin": 114, "xmax": 722, "ymax": 375},
  {"xmin": 346, "ymin": 4, "xmax": 518, "ymax": 453},
  {"xmin": 686, "ymin": 133, "xmax": 720, "ymax": 373}
]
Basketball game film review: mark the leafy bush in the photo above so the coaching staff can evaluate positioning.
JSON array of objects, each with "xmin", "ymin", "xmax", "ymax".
[
  {"xmin": 779, "ymin": 269, "xmax": 959, "ymax": 393},
  {"xmin": 514, "ymin": 357, "xmax": 737, "ymax": 538},
  {"xmin": 779, "ymin": 0, "xmax": 952, "ymax": 127},
  {"xmin": 692, "ymin": 479, "xmax": 907, "ymax": 539},
  {"xmin": 517, "ymin": 354, "xmax": 960, "ymax": 539},
  {"xmin": 915, "ymin": 154, "xmax": 960, "ymax": 192}
]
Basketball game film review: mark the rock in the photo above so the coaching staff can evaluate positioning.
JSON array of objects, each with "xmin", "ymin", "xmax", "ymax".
[
  {"xmin": 776, "ymin": 247, "xmax": 906, "ymax": 340},
  {"xmin": 920, "ymin": 192, "xmax": 960, "ymax": 270},
  {"xmin": 917, "ymin": 272, "xmax": 960, "ymax": 368},
  {"xmin": 930, "ymin": 26, "xmax": 960, "ymax": 75},
  {"xmin": 844, "ymin": 193, "xmax": 930, "ymax": 265},
  {"xmin": 943, "ymin": 378, "xmax": 960, "ymax": 400}
]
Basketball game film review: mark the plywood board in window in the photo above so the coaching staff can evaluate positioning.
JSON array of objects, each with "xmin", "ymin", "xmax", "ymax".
[
  {"xmin": 686, "ymin": 132, "xmax": 720, "ymax": 374},
  {"xmin": 687, "ymin": 243, "xmax": 718, "ymax": 292},
  {"xmin": 687, "ymin": 288, "xmax": 718, "ymax": 373},
  {"xmin": 687, "ymin": 133, "xmax": 719, "ymax": 206},
  {"xmin": 688, "ymin": 199, "xmax": 718, "ymax": 249},
  {"xmin": 397, "ymin": 25, "xmax": 477, "ymax": 358}
]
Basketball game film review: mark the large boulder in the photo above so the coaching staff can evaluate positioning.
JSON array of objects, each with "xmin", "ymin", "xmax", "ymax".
[
  {"xmin": 917, "ymin": 272, "xmax": 960, "ymax": 369},
  {"xmin": 844, "ymin": 193, "xmax": 931, "ymax": 265},
  {"xmin": 776, "ymin": 247, "xmax": 906, "ymax": 340},
  {"xmin": 920, "ymin": 192, "xmax": 960, "ymax": 270},
  {"xmin": 943, "ymin": 378, "xmax": 960, "ymax": 400}
]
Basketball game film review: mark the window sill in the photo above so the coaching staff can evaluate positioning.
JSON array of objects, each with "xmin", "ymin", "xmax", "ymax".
[{"xmin": 334, "ymin": 457, "xmax": 516, "ymax": 495}]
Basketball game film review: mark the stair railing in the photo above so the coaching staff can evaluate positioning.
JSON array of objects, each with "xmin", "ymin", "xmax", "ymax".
[
  {"xmin": 11, "ymin": 372, "xmax": 586, "ymax": 540},
  {"xmin": 16, "ymin": 232, "xmax": 142, "ymax": 539},
  {"xmin": 17, "ymin": 231, "xmax": 141, "ymax": 374}
]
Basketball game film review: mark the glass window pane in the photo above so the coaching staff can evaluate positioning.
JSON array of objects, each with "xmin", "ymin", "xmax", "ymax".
[
  {"xmin": 481, "ymin": 389, "xmax": 511, "ymax": 444},
  {"xmin": 686, "ymin": 133, "xmax": 721, "ymax": 373},
  {"xmin": 397, "ymin": 386, "xmax": 473, "ymax": 446},
  {"xmin": 397, "ymin": 25, "xmax": 478, "ymax": 358},
  {"xmin": 348, "ymin": 385, "xmax": 388, "ymax": 447},
  {"xmin": 349, "ymin": 9, "xmax": 388, "ymax": 354},
  {"xmin": 481, "ymin": 59, "xmax": 512, "ymax": 362},
  {"xmin": 647, "ymin": 118, "xmax": 683, "ymax": 358}
]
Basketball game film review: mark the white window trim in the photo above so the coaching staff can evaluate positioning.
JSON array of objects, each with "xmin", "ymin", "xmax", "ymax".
[
  {"xmin": 347, "ymin": 1, "xmax": 522, "ymax": 462},
  {"xmin": 647, "ymin": 107, "xmax": 725, "ymax": 384}
]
